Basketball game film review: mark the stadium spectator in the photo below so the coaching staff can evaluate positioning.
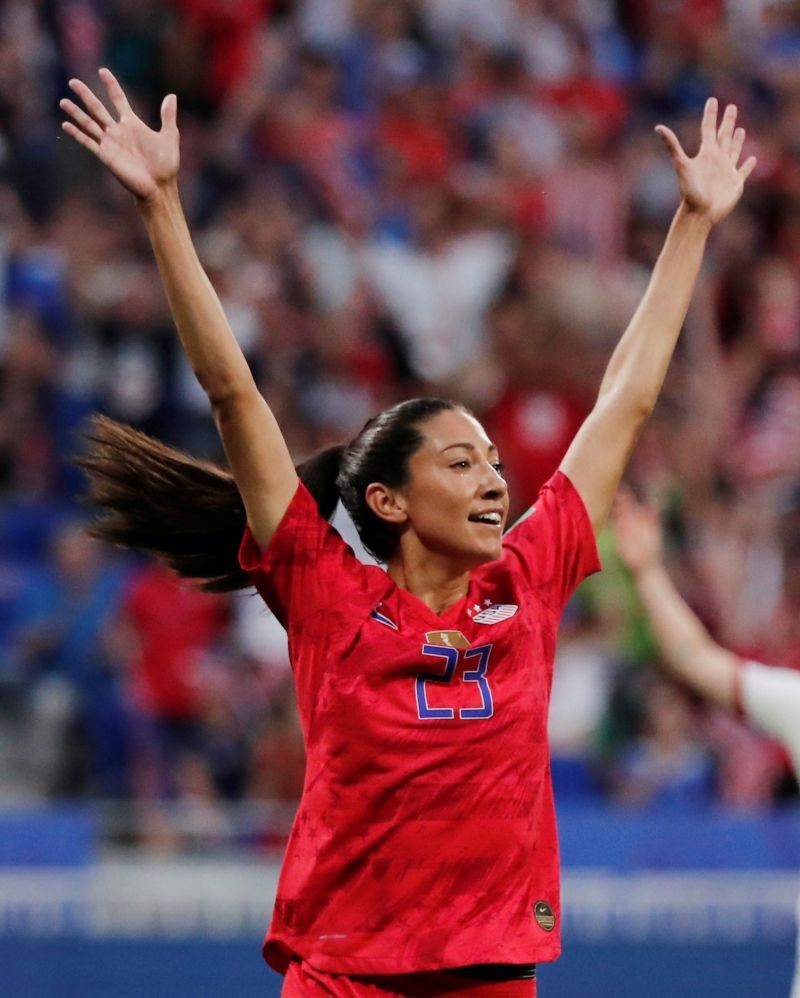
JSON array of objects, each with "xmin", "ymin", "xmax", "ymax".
[
  {"xmin": 609, "ymin": 675, "xmax": 716, "ymax": 811},
  {"xmin": 6, "ymin": 522, "xmax": 130, "ymax": 796},
  {"xmin": 116, "ymin": 561, "xmax": 230, "ymax": 798}
]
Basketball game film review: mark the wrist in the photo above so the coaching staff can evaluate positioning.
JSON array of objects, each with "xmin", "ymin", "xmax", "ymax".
[
  {"xmin": 136, "ymin": 180, "xmax": 180, "ymax": 217},
  {"xmin": 674, "ymin": 200, "xmax": 714, "ymax": 234}
]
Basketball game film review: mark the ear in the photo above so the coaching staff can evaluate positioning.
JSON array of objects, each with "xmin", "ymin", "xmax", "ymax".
[{"xmin": 364, "ymin": 482, "xmax": 408, "ymax": 525}]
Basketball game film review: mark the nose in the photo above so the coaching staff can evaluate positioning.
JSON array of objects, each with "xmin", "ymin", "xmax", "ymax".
[{"xmin": 479, "ymin": 461, "xmax": 508, "ymax": 499}]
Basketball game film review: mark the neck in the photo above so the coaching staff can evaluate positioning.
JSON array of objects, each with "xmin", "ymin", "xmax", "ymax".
[{"xmin": 387, "ymin": 551, "xmax": 472, "ymax": 615}]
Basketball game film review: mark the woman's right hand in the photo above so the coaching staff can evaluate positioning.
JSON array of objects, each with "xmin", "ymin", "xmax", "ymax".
[
  {"xmin": 612, "ymin": 487, "xmax": 664, "ymax": 577},
  {"xmin": 655, "ymin": 97, "xmax": 756, "ymax": 227},
  {"xmin": 60, "ymin": 68, "xmax": 179, "ymax": 203}
]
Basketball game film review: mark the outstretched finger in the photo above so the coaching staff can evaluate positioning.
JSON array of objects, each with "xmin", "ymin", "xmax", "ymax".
[
  {"xmin": 160, "ymin": 93, "xmax": 178, "ymax": 132},
  {"xmin": 69, "ymin": 78, "xmax": 114, "ymax": 128},
  {"xmin": 700, "ymin": 96, "xmax": 719, "ymax": 147},
  {"xmin": 717, "ymin": 104, "xmax": 737, "ymax": 154},
  {"xmin": 655, "ymin": 124, "xmax": 687, "ymax": 166},
  {"xmin": 99, "ymin": 67, "xmax": 133, "ymax": 118},
  {"xmin": 59, "ymin": 98, "xmax": 104, "ymax": 142},
  {"xmin": 62, "ymin": 120, "xmax": 101, "ymax": 157},
  {"xmin": 729, "ymin": 127, "xmax": 745, "ymax": 166},
  {"xmin": 738, "ymin": 155, "xmax": 757, "ymax": 182}
]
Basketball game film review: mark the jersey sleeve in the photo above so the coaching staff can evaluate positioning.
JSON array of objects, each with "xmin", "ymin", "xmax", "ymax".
[
  {"xmin": 502, "ymin": 470, "xmax": 601, "ymax": 608},
  {"xmin": 741, "ymin": 661, "xmax": 800, "ymax": 775},
  {"xmin": 238, "ymin": 481, "xmax": 374, "ymax": 630}
]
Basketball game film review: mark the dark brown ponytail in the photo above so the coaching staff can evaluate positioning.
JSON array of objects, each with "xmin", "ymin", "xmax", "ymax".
[
  {"xmin": 77, "ymin": 415, "xmax": 250, "ymax": 592},
  {"xmin": 77, "ymin": 416, "xmax": 350, "ymax": 593}
]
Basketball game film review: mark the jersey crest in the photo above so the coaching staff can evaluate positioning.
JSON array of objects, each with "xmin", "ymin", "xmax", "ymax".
[
  {"xmin": 425, "ymin": 630, "xmax": 471, "ymax": 649},
  {"xmin": 472, "ymin": 604, "xmax": 518, "ymax": 625}
]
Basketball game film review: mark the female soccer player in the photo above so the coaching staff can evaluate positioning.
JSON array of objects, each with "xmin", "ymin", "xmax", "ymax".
[
  {"xmin": 62, "ymin": 69, "xmax": 754, "ymax": 997},
  {"xmin": 613, "ymin": 489, "xmax": 800, "ymax": 998}
]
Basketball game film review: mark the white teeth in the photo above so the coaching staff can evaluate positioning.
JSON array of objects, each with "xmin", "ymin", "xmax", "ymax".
[{"xmin": 473, "ymin": 513, "xmax": 501, "ymax": 524}]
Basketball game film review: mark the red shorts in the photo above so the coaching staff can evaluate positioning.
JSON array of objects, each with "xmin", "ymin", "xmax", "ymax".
[{"xmin": 281, "ymin": 961, "xmax": 537, "ymax": 997}]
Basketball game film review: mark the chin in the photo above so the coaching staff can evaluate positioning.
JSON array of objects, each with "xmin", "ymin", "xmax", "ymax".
[
  {"xmin": 467, "ymin": 541, "xmax": 504, "ymax": 567},
  {"xmin": 427, "ymin": 531, "xmax": 504, "ymax": 568}
]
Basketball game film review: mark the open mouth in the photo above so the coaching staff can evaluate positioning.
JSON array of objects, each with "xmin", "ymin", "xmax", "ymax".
[{"xmin": 468, "ymin": 512, "xmax": 503, "ymax": 527}]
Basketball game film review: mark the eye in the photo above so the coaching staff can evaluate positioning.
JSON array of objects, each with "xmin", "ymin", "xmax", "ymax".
[
  {"xmin": 450, "ymin": 460, "xmax": 470, "ymax": 470},
  {"xmin": 492, "ymin": 461, "xmax": 506, "ymax": 474}
]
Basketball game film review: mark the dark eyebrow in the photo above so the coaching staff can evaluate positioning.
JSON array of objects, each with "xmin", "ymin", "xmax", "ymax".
[{"xmin": 440, "ymin": 442, "xmax": 498, "ymax": 454}]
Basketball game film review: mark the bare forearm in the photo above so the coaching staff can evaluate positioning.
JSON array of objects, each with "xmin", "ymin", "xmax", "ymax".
[
  {"xmin": 633, "ymin": 562, "xmax": 735, "ymax": 708},
  {"xmin": 598, "ymin": 204, "xmax": 711, "ymax": 406},
  {"xmin": 137, "ymin": 183, "xmax": 253, "ymax": 401},
  {"xmin": 559, "ymin": 206, "xmax": 713, "ymax": 531},
  {"xmin": 562, "ymin": 102, "xmax": 752, "ymax": 532}
]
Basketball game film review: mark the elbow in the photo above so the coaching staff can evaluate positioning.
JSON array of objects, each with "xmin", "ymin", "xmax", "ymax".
[
  {"xmin": 598, "ymin": 388, "xmax": 654, "ymax": 427},
  {"xmin": 203, "ymin": 374, "xmax": 256, "ymax": 410},
  {"xmin": 208, "ymin": 390, "xmax": 251, "ymax": 422},
  {"xmin": 206, "ymin": 383, "xmax": 238, "ymax": 410},
  {"xmin": 631, "ymin": 395, "xmax": 655, "ymax": 424}
]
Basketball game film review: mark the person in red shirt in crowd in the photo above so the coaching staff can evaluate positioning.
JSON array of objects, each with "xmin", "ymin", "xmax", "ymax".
[
  {"xmin": 540, "ymin": 30, "xmax": 628, "ymax": 145},
  {"xmin": 377, "ymin": 75, "xmax": 455, "ymax": 187},
  {"xmin": 119, "ymin": 561, "xmax": 229, "ymax": 796},
  {"xmin": 171, "ymin": 0, "xmax": 272, "ymax": 103},
  {"xmin": 484, "ymin": 293, "xmax": 590, "ymax": 515},
  {"xmin": 63, "ymin": 67, "xmax": 753, "ymax": 996}
]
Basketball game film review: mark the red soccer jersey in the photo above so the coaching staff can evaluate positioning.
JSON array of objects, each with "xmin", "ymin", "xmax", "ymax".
[{"xmin": 238, "ymin": 470, "xmax": 600, "ymax": 976}]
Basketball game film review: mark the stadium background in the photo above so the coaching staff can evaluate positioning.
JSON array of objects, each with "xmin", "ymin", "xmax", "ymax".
[{"xmin": 1, "ymin": 0, "xmax": 799, "ymax": 994}]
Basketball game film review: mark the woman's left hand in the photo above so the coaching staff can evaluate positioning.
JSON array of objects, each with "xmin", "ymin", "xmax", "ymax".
[{"xmin": 656, "ymin": 97, "xmax": 757, "ymax": 226}]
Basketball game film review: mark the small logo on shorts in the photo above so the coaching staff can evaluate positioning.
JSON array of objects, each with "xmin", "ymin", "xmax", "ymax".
[{"xmin": 533, "ymin": 900, "xmax": 555, "ymax": 932}]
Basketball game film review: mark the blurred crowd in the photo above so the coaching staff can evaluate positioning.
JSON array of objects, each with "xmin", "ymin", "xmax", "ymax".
[{"xmin": 1, "ymin": 0, "xmax": 800, "ymax": 851}]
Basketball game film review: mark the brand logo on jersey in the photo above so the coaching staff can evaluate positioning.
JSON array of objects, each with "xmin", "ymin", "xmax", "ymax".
[
  {"xmin": 472, "ymin": 604, "xmax": 518, "ymax": 625},
  {"xmin": 424, "ymin": 630, "xmax": 471, "ymax": 649},
  {"xmin": 370, "ymin": 605, "xmax": 398, "ymax": 630},
  {"xmin": 533, "ymin": 900, "xmax": 555, "ymax": 932}
]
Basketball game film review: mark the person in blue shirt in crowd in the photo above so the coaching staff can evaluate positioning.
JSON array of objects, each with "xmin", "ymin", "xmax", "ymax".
[{"xmin": 6, "ymin": 522, "xmax": 131, "ymax": 796}]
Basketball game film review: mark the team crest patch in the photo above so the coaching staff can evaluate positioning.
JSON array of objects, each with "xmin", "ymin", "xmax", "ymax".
[
  {"xmin": 533, "ymin": 900, "xmax": 555, "ymax": 932},
  {"xmin": 472, "ymin": 604, "xmax": 518, "ymax": 624},
  {"xmin": 425, "ymin": 630, "xmax": 471, "ymax": 649},
  {"xmin": 370, "ymin": 605, "xmax": 398, "ymax": 630}
]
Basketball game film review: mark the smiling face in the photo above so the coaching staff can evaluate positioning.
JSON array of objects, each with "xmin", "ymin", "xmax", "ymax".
[{"xmin": 368, "ymin": 408, "xmax": 510, "ymax": 569}]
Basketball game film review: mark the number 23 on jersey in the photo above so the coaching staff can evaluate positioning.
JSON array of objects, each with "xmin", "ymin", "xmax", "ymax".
[{"xmin": 415, "ymin": 643, "xmax": 494, "ymax": 720}]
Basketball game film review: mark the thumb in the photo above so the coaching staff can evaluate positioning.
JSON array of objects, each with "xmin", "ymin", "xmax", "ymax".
[
  {"xmin": 160, "ymin": 93, "xmax": 178, "ymax": 131},
  {"xmin": 655, "ymin": 124, "xmax": 686, "ymax": 165}
]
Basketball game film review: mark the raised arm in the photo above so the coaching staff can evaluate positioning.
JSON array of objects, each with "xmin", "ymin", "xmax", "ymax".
[
  {"xmin": 60, "ymin": 69, "xmax": 297, "ymax": 551},
  {"xmin": 612, "ymin": 488, "xmax": 738, "ymax": 709},
  {"xmin": 560, "ymin": 99, "xmax": 756, "ymax": 532}
]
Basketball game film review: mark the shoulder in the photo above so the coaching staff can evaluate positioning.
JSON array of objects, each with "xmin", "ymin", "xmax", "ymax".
[
  {"xmin": 500, "ymin": 470, "xmax": 601, "ymax": 589},
  {"xmin": 239, "ymin": 481, "xmax": 386, "ymax": 628},
  {"xmin": 239, "ymin": 481, "xmax": 335, "ymax": 574}
]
